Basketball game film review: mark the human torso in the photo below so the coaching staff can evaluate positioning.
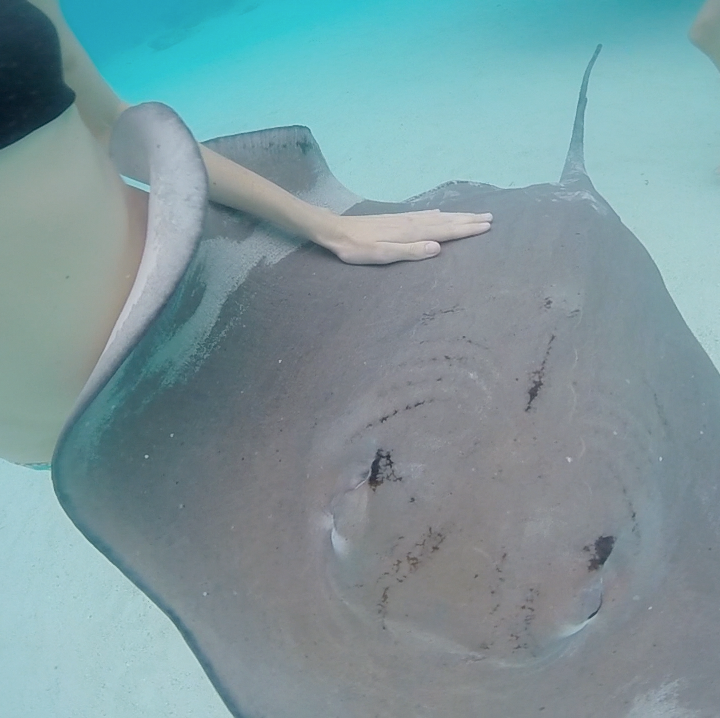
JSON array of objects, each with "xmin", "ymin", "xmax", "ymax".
[{"xmin": 0, "ymin": 0, "xmax": 146, "ymax": 463}]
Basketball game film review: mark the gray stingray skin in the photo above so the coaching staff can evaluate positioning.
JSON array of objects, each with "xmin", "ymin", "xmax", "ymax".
[{"xmin": 53, "ymin": 48, "xmax": 720, "ymax": 717}]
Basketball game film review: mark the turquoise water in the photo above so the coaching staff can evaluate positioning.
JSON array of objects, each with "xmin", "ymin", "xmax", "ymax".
[{"xmin": 1, "ymin": 0, "xmax": 719, "ymax": 715}]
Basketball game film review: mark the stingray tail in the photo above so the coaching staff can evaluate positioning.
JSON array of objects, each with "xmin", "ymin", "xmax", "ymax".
[{"xmin": 560, "ymin": 44, "xmax": 602, "ymax": 185}]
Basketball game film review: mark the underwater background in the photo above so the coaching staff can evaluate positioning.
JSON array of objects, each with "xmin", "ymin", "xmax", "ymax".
[{"xmin": 1, "ymin": 0, "xmax": 719, "ymax": 715}]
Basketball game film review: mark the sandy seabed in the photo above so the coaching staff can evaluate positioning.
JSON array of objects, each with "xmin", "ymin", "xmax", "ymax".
[{"xmin": 1, "ymin": 1, "xmax": 718, "ymax": 715}]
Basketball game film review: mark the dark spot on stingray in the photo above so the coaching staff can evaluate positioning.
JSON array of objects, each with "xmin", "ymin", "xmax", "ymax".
[
  {"xmin": 297, "ymin": 139, "xmax": 313, "ymax": 155},
  {"xmin": 378, "ymin": 586, "xmax": 390, "ymax": 618},
  {"xmin": 368, "ymin": 449, "xmax": 402, "ymax": 491},
  {"xmin": 378, "ymin": 409, "xmax": 399, "ymax": 424},
  {"xmin": 525, "ymin": 334, "xmax": 556, "ymax": 412},
  {"xmin": 544, "ymin": 297, "xmax": 553, "ymax": 309},
  {"xmin": 584, "ymin": 535, "xmax": 616, "ymax": 571},
  {"xmin": 420, "ymin": 305, "xmax": 464, "ymax": 325},
  {"xmin": 406, "ymin": 400, "xmax": 426, "ymax": 410},
  {"xmin": 369, "ymin": 401, "xmax": 430, "ymax": 429},
  {"xmin": 653, "ymin": 392, "xmax": 669, "ymax": 429}
]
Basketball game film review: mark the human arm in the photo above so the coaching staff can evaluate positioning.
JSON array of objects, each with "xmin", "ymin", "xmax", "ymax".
[
  {"xmin": 29, "ymin": 0, "xmax": 125, "ymax": 144},
  {"xmin": 200, "ymin": 145, "xmax": 492, "ymax": 263},
  {"xmin": 37, "ymin": 0, "xmax": 492, "ymax": 263}
]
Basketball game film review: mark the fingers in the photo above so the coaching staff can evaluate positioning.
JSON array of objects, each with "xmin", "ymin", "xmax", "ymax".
[
  {"xmin": 339, "ymin": 240, "xmax": 441, "ymax": 265},
  {"xmin": 396, "ymin": 209, "xmax": 493, "ymax": 223},
  {"xmin": 420, "ymin": 219, "xmax": 493, "ymax": 243},
  {"xmin": 375, "ymin": 211, "xmax": 494, "ymax": 244},
  {"xmin": 402, "ymin": 210, "xmax": 493, "ymax": 223},
  {"xmin": 330, "ymin": 209, "xmax": 495, "ymax": 265},
  {"xmin": 377, "ymin": 241, "xmax": 442, "ymax": 264}
]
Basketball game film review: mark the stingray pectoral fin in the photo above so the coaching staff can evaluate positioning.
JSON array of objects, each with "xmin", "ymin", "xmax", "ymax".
[
  {"xmin": 54, "ymin": 102, "xmax": 208, "ymax": 449},
  {"xmin": 203, "ymin": 124, "xmax": 360, "ymax": 207}
]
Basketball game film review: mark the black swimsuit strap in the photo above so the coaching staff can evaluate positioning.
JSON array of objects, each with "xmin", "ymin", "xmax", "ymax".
[{"xmin": 0, "ymin": 0, "xmax": 76, "ymax": 150}]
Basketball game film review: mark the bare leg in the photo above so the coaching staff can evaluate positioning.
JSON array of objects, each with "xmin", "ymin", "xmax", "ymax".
[{"xmin": 690, "ymin": 0, "xmax": 720, "ymax": 70}]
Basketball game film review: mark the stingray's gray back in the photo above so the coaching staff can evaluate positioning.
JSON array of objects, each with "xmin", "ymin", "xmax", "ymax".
[{"xmin": 54, "ymin": 94, "xmax": 720, "ymax": 716}]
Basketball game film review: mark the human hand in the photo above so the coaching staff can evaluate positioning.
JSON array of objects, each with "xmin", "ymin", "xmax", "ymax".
[{"xmin": 315, "ymin": 209, "xmax": 493, "ymax": 265}]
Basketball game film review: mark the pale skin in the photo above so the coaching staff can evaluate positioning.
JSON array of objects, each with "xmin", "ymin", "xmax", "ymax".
[{"xmin": 0, "ymin": 0, "xmax": 493, "ymax": 465}]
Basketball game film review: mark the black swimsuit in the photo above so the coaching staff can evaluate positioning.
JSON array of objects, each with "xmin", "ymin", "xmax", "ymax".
[{"xmin": 0, "ymin": 0, "xmax": 76, "ymax": 150}]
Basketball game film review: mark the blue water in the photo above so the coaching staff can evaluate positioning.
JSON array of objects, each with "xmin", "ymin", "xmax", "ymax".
[
  {"xmin": 1, "ymin": 1, "xmax": 719, "ymax": 715},
  {"xmin": 65, "ymin": 0, "xmax": 690, "ymax": 64}
]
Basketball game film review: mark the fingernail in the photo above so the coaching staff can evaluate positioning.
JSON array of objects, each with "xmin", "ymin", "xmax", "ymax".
[
  {"xmin": 425, "ymin": 242, "xmax": 441, "ymax": 256},
  {"xmin": 482, "ymin": 213, "xmax": 493, "ymax": 221}
]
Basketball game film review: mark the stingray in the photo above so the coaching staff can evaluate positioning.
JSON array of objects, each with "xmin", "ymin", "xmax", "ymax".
[{"xmin": 53, "ymin": 46, "xmax": 720, "ymax": 717}]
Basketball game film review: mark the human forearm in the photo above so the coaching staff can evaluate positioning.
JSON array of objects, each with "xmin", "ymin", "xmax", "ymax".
[
  {"xmin": 199, "ymin": 144, "xmax": 340, "ymax": 244},
  {"xmin": 31, "ymin": 0, "xmax": 126, "ymax": 144},
  {"xmin": 200, "ymin": 143, "xmax": 493, "ymax": 264},
  {"xmin": 63, "ymin": 48, "xmax": 127, "ymax": 145},
  {"xmin": 44, "ymin": 0, "xmax": 492, "ymax": 264}
]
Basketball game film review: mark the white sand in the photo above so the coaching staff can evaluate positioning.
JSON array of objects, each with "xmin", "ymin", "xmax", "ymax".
[{"xmin": 1, "ymin": 0, "xmax": 718, "ymax": 715}]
